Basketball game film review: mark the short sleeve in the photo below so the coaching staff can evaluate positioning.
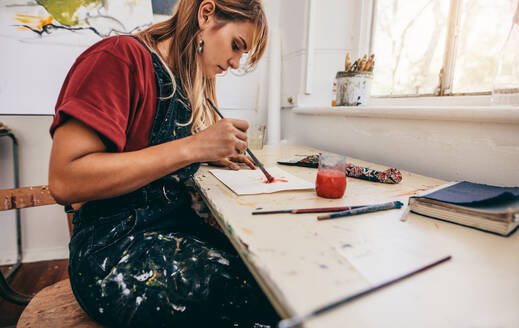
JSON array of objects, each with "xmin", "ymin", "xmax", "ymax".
[{"xmin": 50, "ymin": 51, "xmax": 136, "ymax": 152}]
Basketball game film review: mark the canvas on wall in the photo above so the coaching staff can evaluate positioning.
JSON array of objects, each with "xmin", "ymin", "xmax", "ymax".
[
  {"xmin": 0, "ymin": 0, "xmax": 261, "ymax": 118},
  {"xmin": 0, "ymin": 0, "xmax": 154, "ymax": 115}
]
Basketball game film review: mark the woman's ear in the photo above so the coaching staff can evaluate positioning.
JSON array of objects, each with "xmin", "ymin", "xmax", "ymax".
[{"xmin": 198, "ymin": 0, "xmax": 216, "ymax": 30}]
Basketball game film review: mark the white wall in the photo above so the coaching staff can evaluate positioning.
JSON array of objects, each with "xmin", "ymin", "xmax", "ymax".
[
  {"xmin": 217, "ymin": 0, "xmax": 280, "ymax": 126},
  {"xmin": 0, "ymin": 116, "xmax": 69, "ymax": 265},
  {"xmin": 281, "ymin": 108, "xmax": 519, "ymax": 186},
  {"xmin": 280, "ymin": 0, "xmax": 363, "ymax": 107}
]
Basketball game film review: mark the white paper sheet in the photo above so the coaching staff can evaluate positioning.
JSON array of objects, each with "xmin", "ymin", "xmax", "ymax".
[
  {"xmin": 209, "ymin": 167, "xmax": 314, "ymax": 195},
  {"xmin": 335, "ymin": 235, "xmax": 448, "ymax": 284}
]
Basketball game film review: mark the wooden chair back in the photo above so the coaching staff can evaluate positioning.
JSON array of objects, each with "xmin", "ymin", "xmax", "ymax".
[
  {"xmin": 0, "ymin": 185, "xmax": 73, "ymax": 236},
  {"xmin": 1, "ymin": 185, "xmax": 99, "ymax": 327}
]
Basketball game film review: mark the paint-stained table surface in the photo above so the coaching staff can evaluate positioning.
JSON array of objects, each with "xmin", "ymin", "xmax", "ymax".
[{"xmin": 194, "ymin": 144, "xmax": 519, "ymax": 328}]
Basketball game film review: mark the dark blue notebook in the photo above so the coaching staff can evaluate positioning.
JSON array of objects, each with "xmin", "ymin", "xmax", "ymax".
[
  {"xmin": 409, "ymin": 181, "xmax": 519, "ymax": 236},
  {"xmin": 416, "ymin": 181, "xmax": 519, "ymax": 205}
]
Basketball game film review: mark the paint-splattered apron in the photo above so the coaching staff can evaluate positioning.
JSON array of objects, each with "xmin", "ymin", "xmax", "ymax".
[{"xmin": 67, "ymin": 38, "xmax": 279, "ymax": 328}]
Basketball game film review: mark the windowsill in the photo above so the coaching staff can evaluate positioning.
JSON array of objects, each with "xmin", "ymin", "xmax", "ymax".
[{"xmin": 291, "ymin": 105, "xmax": 519, "ymax": 124}]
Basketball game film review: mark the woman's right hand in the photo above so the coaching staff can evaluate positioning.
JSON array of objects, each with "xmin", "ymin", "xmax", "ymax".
[{"xmin": 191, "ymin": 118, "xmax": 249, "ymax": 163}]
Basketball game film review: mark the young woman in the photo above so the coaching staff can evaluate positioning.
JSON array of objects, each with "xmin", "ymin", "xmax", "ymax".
[{"xmin": 48, "ymin": 0, "xmax": 279, "ymax": 326}]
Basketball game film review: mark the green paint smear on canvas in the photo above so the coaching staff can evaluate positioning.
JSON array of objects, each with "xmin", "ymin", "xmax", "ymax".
[{"xmin": 36, "ymin": 0, "xmax": 101, "ymax": 26}]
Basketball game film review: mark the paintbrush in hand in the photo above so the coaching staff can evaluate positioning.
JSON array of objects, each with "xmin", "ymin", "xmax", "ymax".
[{"xmin": 206, "ymin": 99, "xmax": 274, "ymax": 183}]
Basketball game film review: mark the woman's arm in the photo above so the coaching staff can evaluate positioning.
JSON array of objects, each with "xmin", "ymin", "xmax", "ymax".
[{"xmin": 49, "ymin": 117, "xmax": 248, "ymax": 205}]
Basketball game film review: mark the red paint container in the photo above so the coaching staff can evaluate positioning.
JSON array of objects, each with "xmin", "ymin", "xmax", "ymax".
[
  {"xmin": 315, "ymin": 153, "xmax": 347, "ymax": 199},
  {"xmin": 316, "ymin": 169, "xmax": 347, "ymax": 198}
]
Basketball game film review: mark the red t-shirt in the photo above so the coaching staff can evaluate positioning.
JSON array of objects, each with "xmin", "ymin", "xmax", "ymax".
[{"xmin": 50, "ymin": 35, "xmax": 157, "ymax": 152}]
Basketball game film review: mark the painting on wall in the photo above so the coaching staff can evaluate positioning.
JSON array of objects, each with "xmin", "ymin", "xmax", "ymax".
[
  {"xmin": 0, "ymin": 0, "xmax": 259, "ymax": 117},
  {"xmin": 0, "ymin": 0, "xmax": 153, "ymax": 42},
  {"xmin": 0, "ymin": 0, "xmax": 154, "ymax": 115}
]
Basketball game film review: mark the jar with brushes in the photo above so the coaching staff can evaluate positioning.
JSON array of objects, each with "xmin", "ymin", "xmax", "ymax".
[{"xmin": 335, "ymin": 54, "xmax": 374, "ymax": 106}]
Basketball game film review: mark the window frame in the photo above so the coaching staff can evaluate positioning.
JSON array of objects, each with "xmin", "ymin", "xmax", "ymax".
[{"xmin": 371, "ymin": 0, "xmax": 495, "ymax": 99}]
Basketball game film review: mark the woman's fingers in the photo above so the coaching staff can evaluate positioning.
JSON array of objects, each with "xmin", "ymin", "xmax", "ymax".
[
  {"xmin": 231, "ymin": 154, "xmax": 256, "ymax": 170},
  {"xmin": 225, "ymin": 119, "xmax": 247, "ymax": 142},
  {"xmin": 234, "ymin": 138, "xmax": 248, "ymax": 155},
  {"xmin": 220, "ymin": 155, "xmax": 256, "ymax": 170},
  {"xmin": 235, "ymin": 129, "xmax": 248, "ymax": 142},
  {"xmin": 227, "ymin": 118, "xmax": 249, "ymax": 132},
  {"xmin": 219, "ymin": 158, "xmax": 240, "ymax": 170},
  {"xmin": 193, "ymin": 118, "xmax": 251, "ymax": 162}
]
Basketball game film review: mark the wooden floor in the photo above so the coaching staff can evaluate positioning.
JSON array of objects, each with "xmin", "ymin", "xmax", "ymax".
[{"xmin": 0, "ymin": 260, "xmax": 68, "ymax": 328}]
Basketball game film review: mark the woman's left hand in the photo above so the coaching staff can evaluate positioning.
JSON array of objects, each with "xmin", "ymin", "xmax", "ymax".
[{"xmin": 210, "ymin": 154, "xmax": 256, "ymax": 170}]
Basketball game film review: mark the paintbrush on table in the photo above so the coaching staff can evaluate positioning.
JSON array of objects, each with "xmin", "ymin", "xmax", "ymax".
[
  {"xmin": 278, "ymin": 255, "xmax": 452, "ymax": 328},
  {"xmin": 206, "ymin": 98, "xmax": 274, "ymax": 183},
  {"xmin": 317, "ymin": 201, "xmax": 403, "ymax": 221},
  {"xmin": 252, "ymin": 205, "xmax": 367, "ymax": 215}
]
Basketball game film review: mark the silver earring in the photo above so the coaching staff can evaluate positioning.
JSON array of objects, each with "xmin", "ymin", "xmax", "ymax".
[{"xmin": 197, "ymin": 39, "xmax": 204, "ymax": 54}]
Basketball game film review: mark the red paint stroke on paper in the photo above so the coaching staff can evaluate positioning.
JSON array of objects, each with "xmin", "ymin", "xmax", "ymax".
[{"xmin": 263, "ymin": 177, "xmax": 288, "ymax": 184}]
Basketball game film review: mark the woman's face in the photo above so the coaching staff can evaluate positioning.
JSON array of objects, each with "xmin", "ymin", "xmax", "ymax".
[{"xmin": 199, "ymin": 18, "xmax": 256, "ymax": 77}]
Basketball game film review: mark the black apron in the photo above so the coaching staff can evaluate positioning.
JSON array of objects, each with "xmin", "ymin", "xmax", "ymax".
[{"xmin": 67, "ymin": 37, "xmax": 278, "ymax": 328}]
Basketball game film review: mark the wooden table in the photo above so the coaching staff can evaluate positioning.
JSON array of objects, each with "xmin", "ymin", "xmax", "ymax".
[{"xmin": 194, "ymin": 144, "xmax": 519, "ymax": 328}]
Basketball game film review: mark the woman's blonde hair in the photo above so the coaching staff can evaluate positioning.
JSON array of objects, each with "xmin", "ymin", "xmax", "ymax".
[{"xmin": 137, "ymin": 0, "xmax": 268, "ymax": 133}]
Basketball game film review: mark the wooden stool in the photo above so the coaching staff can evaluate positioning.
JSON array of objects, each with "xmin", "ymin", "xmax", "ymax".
[{"xmin": 17, "ymin": 279, "xmax": 102, "ymax": 328}]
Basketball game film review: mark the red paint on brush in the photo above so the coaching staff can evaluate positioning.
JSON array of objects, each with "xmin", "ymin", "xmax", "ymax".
[{"xmin": 315, "ymin": 169, "xmax": 346, "ymax": 199}]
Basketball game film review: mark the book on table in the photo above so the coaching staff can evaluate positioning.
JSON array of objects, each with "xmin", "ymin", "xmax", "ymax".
[{"xmin": 409, "ymin": 181, "xmax": 519, "ymax": 236}]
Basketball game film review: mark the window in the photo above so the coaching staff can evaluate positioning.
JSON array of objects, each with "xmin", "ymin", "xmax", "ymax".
[{"xmin": 372, "ymin": 0, "xmax": 518, "ymax": 97}]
